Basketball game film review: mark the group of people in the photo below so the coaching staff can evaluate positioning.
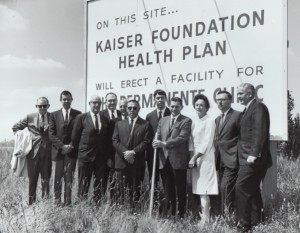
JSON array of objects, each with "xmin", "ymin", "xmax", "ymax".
[{"xmin": 12, "ymin": 83, "xmax": 271, "ymax": 232}]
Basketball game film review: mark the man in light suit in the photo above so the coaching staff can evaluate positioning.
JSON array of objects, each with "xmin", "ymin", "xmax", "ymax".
[
  {"xmin": 49, "ymin": 90, "xmax": 81, "ymax": 206},
  {"xmin": 236, "ymin": 83, "xmax": 272, "ymax": 232},
  {"xmin": 112, "ymin": 100, "xmax": 150, "ymax": 208},
  {"xmin": 72, "ymin": 95, "xmax": 110, "ymax": 203},
  {"xmin": 214, "ymin": 90, "xmax": 241, "ymax": 215},
  {"xmin": 153, "ymin": 97, "xmax": 192, "ymax": 218},
  {"xmin": 12, "ymin": 97, "xmax": 52, "ymax": 205},
  {"xmin": 146, "ymin": 89, "xmax": 171, "ymax": 188}
]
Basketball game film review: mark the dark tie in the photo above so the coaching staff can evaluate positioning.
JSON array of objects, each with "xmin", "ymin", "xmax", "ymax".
[
  {"xmin": 65, "ymin": 110, "xmax": 69, "ymax": 124},
  {"xmin": 40, "ymin": 114, "xmax": 45, "ymax": 133},
  {"xmin": 158, "ymin": 111, "xmax": 162, "ymax": 120},
  {"xmin": 171, "ymin": 118, "xmax": 175, "ymax": 127},
  {"xmin": 219, "ymin": 114, "xmax": 224, "ymax": 133},
  {"xmin": 94, "ymin": 114, "xmax": 99, "ymax": 131},
  {"xmin": 242, "ymin": 107, "xmax": 247, "ymax": 117},
  {"xmin": 129, "ymin": 118, "xmax": 134, "ymax": 133},
  {"xmin": 111, "ymin": 110, "xmax": 115, "ymax": 120}
]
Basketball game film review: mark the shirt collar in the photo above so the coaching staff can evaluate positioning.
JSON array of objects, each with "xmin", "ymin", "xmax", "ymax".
[
  {"xmin": 157, "ymin": 107, "xmax": 166, "ymax": 116},
  {"xmin": 128, "ymin": 116, "xmax": 138, "ymax": 122},
  {"xmin": 90, "ymin": 111, "xmax": 99, "ymax": 117},
  {"xmin": 62, "ymin": 108, "xmax": 71, "ymax": 114},
  {"xmin": 171, "ymin": 114, "xmax": 180, "ymax": 122},
  {"xmin": 222, "ymin": 108, "xmax": 231, "ymax": 118}
]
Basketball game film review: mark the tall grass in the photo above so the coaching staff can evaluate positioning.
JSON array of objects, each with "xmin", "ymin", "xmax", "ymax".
[{"xmin": 0, "ymin": 147, "xmax": 299, "ymax": 233}]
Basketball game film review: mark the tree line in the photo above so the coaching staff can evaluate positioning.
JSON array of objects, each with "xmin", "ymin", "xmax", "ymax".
[{"xmin": 279, "ymin": 91, "xmax": 300, "ymax": 159}]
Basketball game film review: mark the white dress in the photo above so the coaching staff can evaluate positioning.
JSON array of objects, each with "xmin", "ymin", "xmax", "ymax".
[{"xmin": 190, "ymin": 114, "xmax": 218, "ymax": 195}]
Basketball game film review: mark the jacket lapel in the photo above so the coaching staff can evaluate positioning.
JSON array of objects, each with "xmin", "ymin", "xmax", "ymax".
[
  {"xmin": 68, "ymin": 109, "xmax": 75, "ymax": 124},
  {"xmin": 87, "ymin": 112, "xmax": 95, "ymax": 129},
  {"xmin": 243, "ymin": 99, "xmax": 256, "ymax": 120},
  {"xmin": 219, "ymin": 108, "xmax": 233, "ymax": 134},
  {"xmin": 168, "ymin": 115, "xmax": 181, "ymax": 137}
]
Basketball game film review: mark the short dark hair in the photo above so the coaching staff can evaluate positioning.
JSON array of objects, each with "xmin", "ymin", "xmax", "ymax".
[
  {"xmin": 170, "ymin": 97, "xmax": 183, "ymax": 106},
  {"xmin": 127, "ymin": 99, "xmax": 140, "ymax": 109},
  {"xmin": 193, "ymin": 94, "xmax": 210, "ymax": 110},
  {"xmin": 153, "ymin": 89, "xmax": 167, "ymax": 98},
  {"xmin": 105, "ymin": 92, "xmax": 117, "ymax": 99},
  {"xmin": 60, "ymin": 90, "xmax": 72, "ymax": 100},
  {"xmin": 217, "ymin": 90, "xmax": 232, "ymax": 100}
]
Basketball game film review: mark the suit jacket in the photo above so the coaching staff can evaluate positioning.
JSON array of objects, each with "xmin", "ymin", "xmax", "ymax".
[
  {"xmin": 100, "ymin": 109, "xmax": 121, "ymax": 166},
  {"xmin": 146, "ymin": 108, "xmax": 171, "ymax": 139},
  {"xmin": 112, "ymin": 117, "xmax": 150, "ymax": 169},
  {"xmin": 12, "ymin": 112, "xmax": 51, "ymax": 159},
  {"xmin": 49, "ymin": 108, "xmax": 81, "ymax": 161},
  {"xmin": 238, "ymin": 99, "xmax": 272, "ymax": 166},
  {"xmin": 156, "ymin": 114, "xmax": 192, "ymax": 170},
  {"xmin": 71, "ymin": 112, "xmax": 110, "ymax": 162},
  {"xmin": 214, "ymin": 108, "xmax": 241, "ymax": 169}
]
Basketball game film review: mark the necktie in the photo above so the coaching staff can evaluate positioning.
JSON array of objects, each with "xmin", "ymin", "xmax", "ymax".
[
  {"xmin": 242, "ymin": 107, "xmax": 247, "ymax": 117},
  {"xmin": 111, "ymin": 110, "xmax": 115, "ymax": 120},
  {"xmin": 65, "ymin": 110, "xmax": 69, "ymax": 124},
  {"xmin": 219, "ymin": 114, "xmax": 224, "ymax": 133},
  {"xmin": 94, "ymin": 114, "xmax": 99, "ymax": 131},
  {"xmin": 40, "ymin": 114, "xmax": 45, "ymax": 133},
  {"xmin": 158, "ymin": 111, "xmax": 162, "ymax": 120},
  {"xmin": 171, "ymin": 118, "xmax": 175, "ymax": 127},
  {"xmin": 129, "ymin": 118, "xmax": 134, "ymax": 133}
]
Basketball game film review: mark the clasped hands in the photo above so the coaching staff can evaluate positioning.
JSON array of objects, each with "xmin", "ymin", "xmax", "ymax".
[
  {"xmin": 123, "ymin": 150, "xmax": 135, "ymax": 164},
  {"xmin": 61, "ymin": 145, "xmax": 74, "ymax": 155}
]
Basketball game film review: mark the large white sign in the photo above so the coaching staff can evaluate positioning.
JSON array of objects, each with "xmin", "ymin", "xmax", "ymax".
[{"xmin": 85, "ymin": 0, "xmax": 288, "ymax": 140}]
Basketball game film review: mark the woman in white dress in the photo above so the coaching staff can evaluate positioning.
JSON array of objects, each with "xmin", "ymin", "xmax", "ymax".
[{"xmin": 188, "ymin": 94, "xmax": 218, "ymax": 224}]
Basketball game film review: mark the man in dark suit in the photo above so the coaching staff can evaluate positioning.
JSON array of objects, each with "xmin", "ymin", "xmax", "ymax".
[
  {"xmin": 214, "ymin": 90, "xmax": 241, "ymax": 215},
  {"xmin": 153, "ymin": 97, "xmax": 192, "ymax": 218},
  {"xmin": 118, "ymin": 98, "xmax": 128, "ymax": 120},
  {"xmin": 12, "ymin": 97, "xmax": 52, "ymax": 205},
  {"xmin": 236, "ymin": 83, "xmax": 271, "ymax": 232},
  {"xmin": 72, "ymin": 95, "xmax": 110, "ymax": 203},
  {"xmin": 146, "ymin": 89, "xmax": 171, "ymax": 188},
  {"xmin": 100, "ymin": 92, "xmax": 122, "ymax": 200},
  {"xmin": 112, "ymin": 100, "xmax": 150, "ymax": 208},
  {"xmin": 49, "ymin": 90, "xmax": 81, "ymax": 206}
]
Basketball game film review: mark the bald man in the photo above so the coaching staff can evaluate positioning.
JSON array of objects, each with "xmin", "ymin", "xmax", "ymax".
[
  {"xmin": 72, "ymin": 95, "xmax": 110, "ymax": 203},
  {"xmin": 236, "ymin": 83, "xmax": 271, "ymax": 232}
]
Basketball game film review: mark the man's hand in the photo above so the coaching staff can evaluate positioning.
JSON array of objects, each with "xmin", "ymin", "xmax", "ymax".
[
  {"xmin": 61, "ymin": 145, "xmax": 73, "ymax": 155},
  {"xmin": 247, "ymin": 155, "xmax": 257, "ymax": 164},
  {"xmin": 107, "ymin": 158, "xmax": 114, "ymax": 168},
  {"xmin": 188, "ymin": 156, "xmax": 197, "ymax": 168},
  {"xmin": 123, "ymin": 150, "xmax": 135, "ymax": 164},
  {"xmin": 152, "ymin": 139, "xmax": 166, "ymax": 149}
]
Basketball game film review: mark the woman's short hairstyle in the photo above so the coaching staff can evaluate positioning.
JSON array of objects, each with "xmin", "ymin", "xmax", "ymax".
[{"xmin": 193, "ymin": 94, "xmax": 210, "ymax": 110}]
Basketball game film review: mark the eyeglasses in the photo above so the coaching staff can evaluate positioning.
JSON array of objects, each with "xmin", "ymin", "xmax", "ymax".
[
  {"xmin": 216, "ymin": 99, "xmax": 229, "ymax": 102},
  {"xmin": 36, "ymin": 105, "xmax": 48, "ymax": 108},
  {"xmin": 90, "ymin": 101, "xmax": 101, "ymax": 105},
  {"xmin": 127, "ymin": 107, "xmax": 138, "ymax": 110}
]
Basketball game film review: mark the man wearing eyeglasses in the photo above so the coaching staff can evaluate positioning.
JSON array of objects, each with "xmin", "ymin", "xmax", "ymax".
[
  {"xmin": 49, "ymin": 90, "xmax": 81, "ymax": 206},
  {"xmin": 72, "ymin": 95, "xmax": 110, "ymax": 203},
  {"xmin": 12, "ymin": 97, "xmax": 52, "ymax": 205},
  {"xmin": 214, "ymin": 90, "xmax": 241, "ymax": 215},
  {"xmin": 112, "ymin": 100, "xmax": 150, "ymax": 209},
  {"xmin": 152, "ymin": 97, "xmax": 192, "ymax": 218}
]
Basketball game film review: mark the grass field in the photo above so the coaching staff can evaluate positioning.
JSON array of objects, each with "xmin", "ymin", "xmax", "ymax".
[{"xmin": 0, "ymin": 147, "xmax": 300, "ymax": 233}]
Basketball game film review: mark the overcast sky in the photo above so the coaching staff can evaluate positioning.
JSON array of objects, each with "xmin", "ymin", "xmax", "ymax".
[{"xmin": 0, "ymin": 0, "xmax": 299, "ymax": 141}]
